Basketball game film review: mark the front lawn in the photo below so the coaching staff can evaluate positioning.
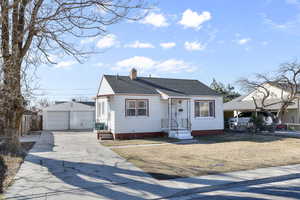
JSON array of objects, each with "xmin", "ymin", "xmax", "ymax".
[
  {"xmin": 112, "ymin": 132, "xmax": 300, "ymax": 180},
  {"xmin": 100, "ymin": 137, "xmax": 180, "ymax": 147}
]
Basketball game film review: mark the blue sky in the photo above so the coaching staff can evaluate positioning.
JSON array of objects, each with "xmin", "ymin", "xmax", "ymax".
[{"xmin": 36, "ymin": 0, "xmax": 300, "ymax": 101}]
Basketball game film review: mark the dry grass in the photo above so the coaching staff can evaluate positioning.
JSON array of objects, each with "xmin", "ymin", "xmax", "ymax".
[
  {"xmin": 113, "ymin": 133, "xmax": 300, "ymax": 180},
  {"xmin": 1, "ymin": 142, "xmax": 35, "ymax": 192},
  {"xmin": 1, "ymin": 154, "xmax": 24, "ymax": 189},
  {"xmin": 100, "ymin": 137, "xmax": 180, "ymax": 147}
]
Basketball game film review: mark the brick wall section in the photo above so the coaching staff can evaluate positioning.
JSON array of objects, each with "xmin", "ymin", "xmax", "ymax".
[
  {"xmin": 192, "ymin": 129, "xmax": 224, "ymax": 136},
  {"xmin": 114, "ymin": 132, "xmax": 167, "ymax": 140},
  {"xmin": 114, "ymin": 130, "xmax": 224, "ymax": 139}
]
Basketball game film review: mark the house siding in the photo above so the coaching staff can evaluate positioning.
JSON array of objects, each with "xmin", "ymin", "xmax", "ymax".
[
  {"xmin": 112, "ymin": 95, "xmax": 167, "ymax": 134},
  {"xmin": 286, "ymin": 109, "xmax": 298, "ymax": 123},
  {"xmin": 99, "ymin": 95, "xmax": 224, "ymax": 135},
  {"xmin": 190, "ymin": 96, "xmax": 224, "ymax": 131},
  {"xmin": 96, "ymin": 96, "xmax": 116, "ymax": 132}
]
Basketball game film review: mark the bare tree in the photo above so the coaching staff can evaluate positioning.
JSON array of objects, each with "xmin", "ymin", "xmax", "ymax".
[
  {"xmin": 238, "ymin": 61, "xmax": 300, "ymax": 124},
  {"xmin": 276, "ymin": 61, "xmax": 300, "ymax": 122},
  {"xmin": 0, "ymin": 0, "xmax": 147, "ymax": 152},
  {"xmin": 36, "ymin": 97, "xmax": 51, "ymax": 108},
  {"xmin": 238, "ymin": 74, "xmax": 275, "ymax": 112}
]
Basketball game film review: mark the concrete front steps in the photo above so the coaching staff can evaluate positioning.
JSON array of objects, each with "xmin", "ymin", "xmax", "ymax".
[
  {"xmin": 95, "ymin": 130, "xmax": 114, "ymax": 140},
  {"xmin": 168, "ymin": 130, "xmax": 193, "ymax": 140}
]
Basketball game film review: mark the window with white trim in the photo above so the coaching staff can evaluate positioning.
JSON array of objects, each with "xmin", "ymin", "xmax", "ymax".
[
  {"xmin": 125, "ymin": 99, "xmax": 148, "ymax": 116},
  {"xmin": 195, "ymin": 100, "xmax": 215, "ymax": 117},
  {"xmin": 98, "ymin": 101, "xmax": 106, "ymax": 117},
  {"xmin": 101, "ymin": 102, "xmax": 105, "ymax": 115},
  {"xmin": 97, "ymin": 102, "xmax": 101, "ymax": 117}
]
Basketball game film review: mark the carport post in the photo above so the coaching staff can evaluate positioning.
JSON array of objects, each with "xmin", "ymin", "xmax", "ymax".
[
  {"xmin": 298, "ymin": 97, "xmax": 300, "ymax": 123},
  {"xmin": 68, "ymin": 111, "xmax": 71, "ymax": 130},
  {"xmin": 236, "ymin": 110, "xmax": 240, "ymax": 130}
]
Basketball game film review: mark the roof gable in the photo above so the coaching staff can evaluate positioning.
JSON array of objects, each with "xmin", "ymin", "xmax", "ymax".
[
  {"xmin": 242, "ymin": 83, "xmax": 290, "ymax": 101},
  {"xmin": 97, "ymin": 76, "xmax": 115, "ymax": 96},
  {"xmin": 224, "ymin": 82, "xmax": 296, "ymax": 111}
]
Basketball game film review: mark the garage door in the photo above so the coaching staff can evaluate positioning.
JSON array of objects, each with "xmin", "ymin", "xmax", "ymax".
[
  {"xmin": 70, "ymin": 111, "xmax": 95, "ymax": 129},
  {"xmin": 46, "ymin": 111, "xmax": 69, "ymax": 130}
]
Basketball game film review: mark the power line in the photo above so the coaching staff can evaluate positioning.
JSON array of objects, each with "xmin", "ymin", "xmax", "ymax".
[
  {"xmin": 35, "ymin": 88, "xmax": 97, "ymax": 91},
  {"xmin": 34, "ymin": 94, "xmax": 96, "ymax": 96}
]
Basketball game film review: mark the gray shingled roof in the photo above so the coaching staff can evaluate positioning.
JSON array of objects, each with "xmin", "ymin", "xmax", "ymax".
[
  {"xmin": 104, "ymin": 75, "xmax": 219, "ymax": 96},
  {"xmin": 55, "ymin": 101, "xmax": 95, "ymax": 107}
]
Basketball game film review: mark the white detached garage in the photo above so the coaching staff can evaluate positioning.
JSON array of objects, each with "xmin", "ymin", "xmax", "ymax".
[{"xmin": 43, "ymin": 101, "xmax": 95, "ymax": 130}]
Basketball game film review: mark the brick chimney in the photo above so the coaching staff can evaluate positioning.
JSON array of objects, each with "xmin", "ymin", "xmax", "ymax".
[{"xmin": 130, "ymin": 68, "xmax": 137, "ymax": 80}]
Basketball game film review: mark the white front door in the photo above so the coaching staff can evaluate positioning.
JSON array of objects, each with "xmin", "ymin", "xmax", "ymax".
[{"xmin": 171, "ymin": 99, "xmax": 188, "ymax": 129}]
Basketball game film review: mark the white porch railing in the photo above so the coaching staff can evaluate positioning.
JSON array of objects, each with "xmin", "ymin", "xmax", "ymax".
[{"xmin": 161, "ymin": 118, "xmax": 191, "ymax": 130}]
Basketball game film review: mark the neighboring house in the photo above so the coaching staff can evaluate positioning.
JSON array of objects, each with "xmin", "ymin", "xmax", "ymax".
[
  {"xmin": 224, "ymin": 83, "xmax": 300, "ymax": 123},
  {"xmin": 96, "ymin": 68, "xmax": 224, "ymax": 140},
  {"xmin": 43, "ymin": 101, "xmax": 95, "ymax": 130}
]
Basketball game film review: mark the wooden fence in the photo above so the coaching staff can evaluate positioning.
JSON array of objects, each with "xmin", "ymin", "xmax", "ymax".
[{"xmin": 19, "ymin": 114, "xmax": 42, "ymax": 136}]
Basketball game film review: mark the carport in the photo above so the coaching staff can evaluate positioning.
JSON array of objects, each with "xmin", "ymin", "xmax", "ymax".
[{"xmin": 224, "ymin": 96, "xmax": 300, "ymax": 124}]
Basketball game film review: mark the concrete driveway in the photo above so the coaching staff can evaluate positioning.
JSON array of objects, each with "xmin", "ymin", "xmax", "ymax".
[{"xmin": 5, "ymin": 131, "xmax": 300, "ymax": 199}]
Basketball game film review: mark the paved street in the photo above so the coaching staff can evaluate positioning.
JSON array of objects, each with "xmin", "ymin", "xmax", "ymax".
[{"xmin": 5, "ymin": 131, "xmax": 300, "ymax": 199}]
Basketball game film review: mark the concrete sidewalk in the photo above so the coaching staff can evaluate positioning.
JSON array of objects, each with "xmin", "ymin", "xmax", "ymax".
[
  {"xmin": 5, "ymin": 131, "xmax": 300, "ymax": 199},
  {"xmin": 274, "ymin": 131, "xmax": 300, "ymax": 138}
]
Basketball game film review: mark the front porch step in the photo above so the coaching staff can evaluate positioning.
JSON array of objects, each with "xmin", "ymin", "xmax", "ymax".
[
  {"xmin": 96, "ymin": 130, "xmax": 114, "ymax": 140},
  {"xmin": 168, "ymin": 130, "xmax": 193, "ymax": 140}
]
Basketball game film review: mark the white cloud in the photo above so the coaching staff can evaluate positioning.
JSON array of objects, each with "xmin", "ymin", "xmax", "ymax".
[
  {"xmin": 116, "ymin": 56, "xmax": 156, "ymax": 71},
  {"xmin": 96, "ymin": 62, "xmax": 104, "ymax": 67},
  {"xmin": 55, "ymin": 60, "xmax": 76, "ymax": 68},
  {"xmin": 179, "ymin": 9, "xmax": 211, "ymax": 30},
  {"xmin": 113, "ymin": 56, "xmax": 196, "ymax": 74},
  {"xmin": 237, "ymin": 38, "xmax": 251, "ymax": 45},
  {"xmin": 160, "ymin": 42, "xmax": 176, "ymax": 49},
  {"xmin": 80, "ymin": 36, "xmax": 98, "ymax": 44},
  {"xmin": 261, "ymin": 13, "xmax": 300, "ymax": 34},
  {"xmin": 125, "ymin": 41, "xmax": 155, "ymax": 48},
  {"xmin": 48, "ymin": 54, "xmax": 58, "ymax": 63},
  {"xmin": 286, "ymin": 0, "xmax": 300, "ymax": 6},
  {"xmin": 141, "ymin": 12, "xmax": 169, "ymax": 27},
  {"xmin": 156, "ymin": 59, "xmax": 196, "ymax": 73},
  {"xmin": 47, "ymin": 54, "xmax": 75, "ymax": 69},
  {"xmin": 261, "ymin": 3, "xmax": 300, "ymax": 34},
  {"xmin": 262, "ymin": 14, "xmax": 291, "ymax": 30},
  {"xmin": 184, "ymin": 41, "xmax": 206, "ymax": 51},
  {"xmin": 96, "ymin": 34, "xmax": 119, "ymax": 49}
]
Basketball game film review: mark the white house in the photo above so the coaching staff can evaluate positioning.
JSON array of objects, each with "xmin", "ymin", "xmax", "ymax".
[
  {"xmin": 224, "ymin": 83, "xmax": 300, "ymax": 123},
  {"xmin": 96, "ymin": 68, "xmax": 224, "ymax": 139},
  {"xmin": 43, "ymin": 101, "xmax": 95, "ymax": 130}
]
